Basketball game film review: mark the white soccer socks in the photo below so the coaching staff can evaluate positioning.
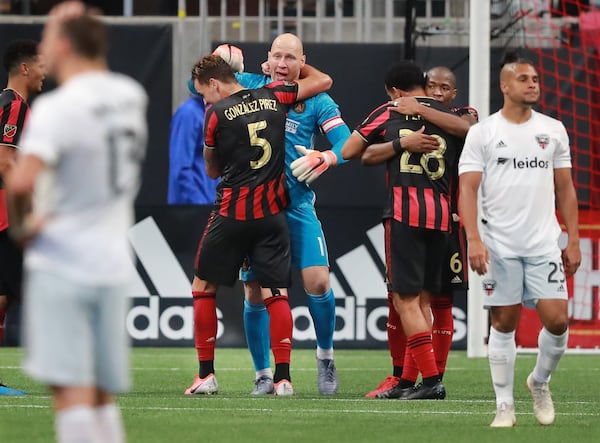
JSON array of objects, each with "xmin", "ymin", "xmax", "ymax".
[
  {"xmin": 488, "ymin": 327, "xmax": 517, "ymax": 407},
  {"xmin": 533, "ymin": 327, "xmax": 568, "ymax": 384}
]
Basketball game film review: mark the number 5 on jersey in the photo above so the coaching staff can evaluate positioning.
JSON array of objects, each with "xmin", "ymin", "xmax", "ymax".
[{"xmin": 247, "ymin": 120, "xmax": 272, "ymax": 169}]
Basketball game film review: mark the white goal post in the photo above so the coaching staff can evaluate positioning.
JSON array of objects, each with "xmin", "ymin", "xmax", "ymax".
[{"xmin": 466, "ymin": 0, "xmax": 491, "ymax": 358}]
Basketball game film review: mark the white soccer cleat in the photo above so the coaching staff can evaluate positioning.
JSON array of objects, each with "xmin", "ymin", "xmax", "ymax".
[
  {"xmin": 273, "ymin": 379, "xmax": 294, "ymax": 396},
  {"xmin": 527, "ymin": 372, "xmax": 555, "ymax": 425},
  {"xmin": 251, "ymin": 375, "xmax": 274, "ymax": 395},
  {"xmin": 184, "ymin": 373, "xmax": 218, "ymax": 395},
  {"xmin": 317, "ymin": 358, "xmax": 339, "ymax": 395},
  {"xmin": 490, "ymin": 402, "xmax": 516, "ymax": 428}
]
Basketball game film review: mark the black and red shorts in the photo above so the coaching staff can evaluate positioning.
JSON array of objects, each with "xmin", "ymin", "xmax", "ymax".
[
  {"xmin": 439, "ymin": 220, "xmax": 468, "ymax": 295},
  {"xmin": 384, "ymin": 218, "xmax": 448, "ymax": 295},
  {"xmin": 195, "ymin": 212, "xmax": 291, "ymax": 288}
]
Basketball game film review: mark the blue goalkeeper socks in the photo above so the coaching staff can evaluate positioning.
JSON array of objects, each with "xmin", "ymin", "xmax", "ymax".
[
  {"xmin": 243, "ymin": 300, "xmax": 271, "ymax": 371},
  {"xmin": 307, "ymin": 288, "xmax": 336, "ymax": 351}
]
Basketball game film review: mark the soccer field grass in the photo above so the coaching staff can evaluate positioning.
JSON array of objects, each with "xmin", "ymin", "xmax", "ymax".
[{"xmin": 1, "ymin": 347, "xmax": 599, "ymax": 442}]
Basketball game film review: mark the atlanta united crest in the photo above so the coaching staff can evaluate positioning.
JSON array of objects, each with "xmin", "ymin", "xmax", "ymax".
[
  {"xmin": 3, "ymin": 124, "xmax": 17, "ymax": 139},
  {"xmin": 293, "ymin": 101, "xmax": 306, "ymax": 114},
  {"xmin": 535, "ymin": 134, "xmax": 550, "ymax": 149},
  {"xmin": 482, "ymin": 279, "xmax": 497, "ymax": 296}
]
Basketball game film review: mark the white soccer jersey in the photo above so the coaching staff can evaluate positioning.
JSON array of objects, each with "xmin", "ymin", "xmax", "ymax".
[
  {"xmin": 20, "ymin": 71, "xmax": 148, "ymax": 284},
  {"xmin": 458, "ymin": 110, "xmax": 571, "ymax": 257}
]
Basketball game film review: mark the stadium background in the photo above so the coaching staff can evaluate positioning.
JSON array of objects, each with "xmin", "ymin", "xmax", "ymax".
[{"xmin": 0, "ymin": 0, "xmax": 598, "ymax": 351}]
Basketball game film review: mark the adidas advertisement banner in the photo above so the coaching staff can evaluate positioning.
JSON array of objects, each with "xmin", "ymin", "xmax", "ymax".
[{"xmin": 128, "ymin": 206, "xmax": 468, "ymax": 349}]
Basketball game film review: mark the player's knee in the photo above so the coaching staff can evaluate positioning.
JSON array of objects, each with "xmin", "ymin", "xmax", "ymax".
[
  {"xmin": 544, "ymin": 314, "xmax": 569, "ymax": 335},
  {"xmin": 303, "ymin": 276, "xmax": 330, "ymax": 296},
  {"xmin": 244, "ymin": 281, "xmax": 262, "ymax": 304},
  {"xmin": 301, "ymin": 266, "xmax": 330, "ymax": 295}
]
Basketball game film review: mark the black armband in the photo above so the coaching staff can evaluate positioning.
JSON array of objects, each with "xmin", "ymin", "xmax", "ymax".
[{"xmin": 392, "ymin": 138, "xmax": 403, "ymax": 155}]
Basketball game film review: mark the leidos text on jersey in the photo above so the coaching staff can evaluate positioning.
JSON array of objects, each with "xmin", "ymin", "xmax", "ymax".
[{"xmin": 513, "ymin": 156, "xmax": 549, "ymax": 169}]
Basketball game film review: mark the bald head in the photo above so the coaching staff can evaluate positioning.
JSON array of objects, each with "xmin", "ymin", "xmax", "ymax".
[
  {"xmin": 267, "ymin": 33, "xmax": 306, "ymax": 82},
  {"xmin": 271, "ymin": 33, "xmax": 304, "ymax": 55}
]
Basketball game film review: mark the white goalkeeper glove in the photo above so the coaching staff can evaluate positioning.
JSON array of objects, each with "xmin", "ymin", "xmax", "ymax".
[
  {"xmin": 290, "ymin": 145, "xmax": 338, "ymax": 184},
  {"xmin": 212, "ymin": 44, "xmax": 244, "ymax": 73}
]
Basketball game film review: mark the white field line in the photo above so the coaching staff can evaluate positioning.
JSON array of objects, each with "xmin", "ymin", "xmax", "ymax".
[
  {"xmin": 2, "ymin": 365, "xmax": 599, "ymax": 373},
  {"xmin": 1, "ymin": 397, "xmax": 597, "ymax": 407},
  {"xmin": 0, "ymin": 403, "xmax": 598, "ymax": 417}
]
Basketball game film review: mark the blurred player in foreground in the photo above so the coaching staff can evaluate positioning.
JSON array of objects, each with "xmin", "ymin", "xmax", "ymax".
[{"xmin": 6, "ymin": 2, "xmax": 148, "ymax": 441}]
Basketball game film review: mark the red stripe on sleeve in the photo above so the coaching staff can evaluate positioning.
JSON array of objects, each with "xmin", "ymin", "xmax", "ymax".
[
  {"xmin": 357, "ymin": 105, "xmax": 389, "ymax": 141},
  {"xmin": 236, "ymin": 186, "xmax": 249, "ymax": 220},
  {"xmin": 204, "ymin": 110, "xmax": 219, "ymax": 147},
  {"xmin": 267, "ymin": 81, "xmax": 298, "ymax": 105}
]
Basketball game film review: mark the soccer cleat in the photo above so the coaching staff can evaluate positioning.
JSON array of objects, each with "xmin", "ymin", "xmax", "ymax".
[
  {"xmin": 0, "ymin": 383, "xmax": 26, "ymax": 396},
  {"xmin": 376, "ymin": 383, "xmax": 416, "ymax": 399},
  {"xmin": 184, "ymin": 373, "xmax": 218, "ymax": 395},
  {"xmin": 251, "ymin": 375, "xmax": 274, "ymax": 395},
  {"xmin": 273, "ymin": 379, "xmax": 294, "ymax": 396},
  {"xmin": 316, "ymin": 358, "xmax": 338, "ymax": 395},
  {"xmin": 526, "ymin": 372, "xmax": 555, "ymax": 425},
  {"xmin": 365, "ymin": 375, "xmax": 400, "ymax": 398},
  {"xmin": 490, "ymin": 402, "xmax": 517, "ymax": 427},
  {"xmin": 404, "ymin": 381, "xmax": 446, "ymax": 400}
]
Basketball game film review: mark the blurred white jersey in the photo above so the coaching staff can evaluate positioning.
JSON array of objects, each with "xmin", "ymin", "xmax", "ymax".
[
  {"xmin": 20, "ymin": 71, "xmax": 148, "ymax": 284},
  {"xmin": 458, "ymin": 110, "xmax": 571, "ymax": 257}
]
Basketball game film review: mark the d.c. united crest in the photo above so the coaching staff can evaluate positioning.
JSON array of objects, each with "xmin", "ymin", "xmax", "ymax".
[
  {"xmin": 535, "ymin": 134, "xmax": 550, "ymax": 149},
  {"xmin": 482, "ymin": 279, "xmax": 496, "ymax": 296}
]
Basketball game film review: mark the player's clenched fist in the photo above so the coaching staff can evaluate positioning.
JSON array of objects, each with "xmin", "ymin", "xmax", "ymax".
[
  {"xmin": 212, "ymin": 44, "xmax": 244, "ymax": 73},
  {"xmin": 290, "ymin": 145, "xmax": 337, "ymax": 184}
]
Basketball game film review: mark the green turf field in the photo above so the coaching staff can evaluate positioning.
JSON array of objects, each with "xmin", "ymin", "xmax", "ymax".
[{"xmin": 1, "ymin": 347, "xmax": 599, "ymax": 442}]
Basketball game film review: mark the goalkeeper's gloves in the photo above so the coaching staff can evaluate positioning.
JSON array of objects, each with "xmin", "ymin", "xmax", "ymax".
[
  {"xmin": 290, "ymin": 145, "xmax": 338, "ymax": 184},
  {"xmin": 212, "ymin": 44, "xmax": 244, "ymax": 73}
]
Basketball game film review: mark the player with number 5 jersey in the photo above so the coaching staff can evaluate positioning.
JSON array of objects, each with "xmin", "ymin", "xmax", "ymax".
[
  {"xmin": 213, "ymin": 36, "xmax": 350, "ymax": 395},
  {"xmin": 186, "ymin": 54, "xmax": 332, "ymax": 396}
]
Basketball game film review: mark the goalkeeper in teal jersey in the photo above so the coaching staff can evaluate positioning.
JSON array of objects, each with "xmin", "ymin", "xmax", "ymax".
[{"xmin": 214, "ymin": 36, "xmax": 350, "ymax": 395}]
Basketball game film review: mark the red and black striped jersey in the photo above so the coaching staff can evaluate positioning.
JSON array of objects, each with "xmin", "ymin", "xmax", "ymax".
[
  {"xmin": 0, "ymin": 88, "xmax": 30, "ymax": 231},
  {"xmin": 355, "ymin": 97, "xmax": 461, "ymax": 232},
  {"xmin": 0, "ymin": 89, "xmax": 29, "ymax": 148},
  {"xmin": 204, "ymin": 81, "xmax": 298, "ymax": 220}
]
